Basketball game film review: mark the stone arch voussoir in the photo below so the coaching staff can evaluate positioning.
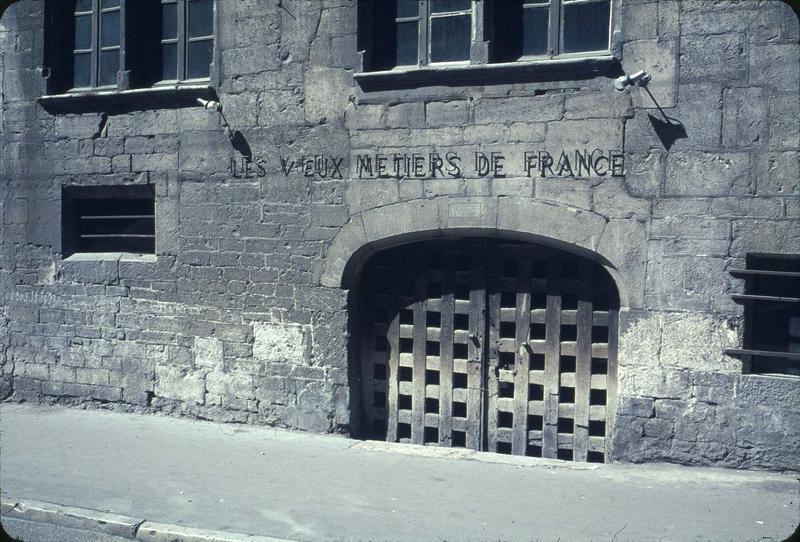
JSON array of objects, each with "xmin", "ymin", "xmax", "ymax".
[{"xmin": 321, "ymin": 197, "xmax": 645, "ymax": 309}]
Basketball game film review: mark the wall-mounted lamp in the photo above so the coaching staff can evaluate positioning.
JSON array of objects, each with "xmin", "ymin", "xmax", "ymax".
[
  {"xmin": 614, "ymin": 70, "xmax": 652, "ymax": 92},
  {"xmin": 197, "ymin": 98, "xmax": 222, "ymax": 112},
  {"xmin": 197, "ymin": 97, "xmax": 253, "ymax": 160},
  {"xmin": 197, "ymin": 97, "xmax": 232, "ymax": 141}
]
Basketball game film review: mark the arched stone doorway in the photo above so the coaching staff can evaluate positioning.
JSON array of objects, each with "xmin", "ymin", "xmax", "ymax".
[{"xmin": 354, "ymin": 237, "xmax": 620, "ymax": 463}]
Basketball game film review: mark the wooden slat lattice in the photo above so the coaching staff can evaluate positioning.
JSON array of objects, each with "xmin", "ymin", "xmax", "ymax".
[{"xmin": 361, "ymin": 240, "xmax": 618, "ymax": 463}]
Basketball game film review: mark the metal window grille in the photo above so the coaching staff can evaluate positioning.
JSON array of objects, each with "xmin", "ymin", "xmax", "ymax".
[
  {"xmin": 727, "ymin": 254, "xmax": 800, "ymax": 376},
  {"xmin": 62, "ymin": 186, "xmax": 156, "ymax": 256}
]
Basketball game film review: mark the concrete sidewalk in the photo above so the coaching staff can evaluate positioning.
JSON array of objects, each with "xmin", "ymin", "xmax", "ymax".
[{"xmin": 0, "ymin": 404, "xmax": 797, "ymax": 542}]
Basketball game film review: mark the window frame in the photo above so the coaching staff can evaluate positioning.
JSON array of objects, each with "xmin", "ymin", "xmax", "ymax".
[
  {"xmin": 41, "ymin": 0, "xmax": 218, "ymax": 106},
  {"xmin": 356, "ymin": 0, "xmax": 620, "ymax": 80},
  {"xmin": 61, "ymin": 185, "xmax": 157, "ymax": 257},
  {"xmin": 424, "ymin": 1, "xmax": 474, "ymax": 67},
  {"xmin": 157, "ymin": 0, "xmax": 215, "ymax": 85},
  {"xmin": 726, "ymin": 254, "xmax": 800, "ymax": 377},
  {"xmin": 71, "ymin": 0, "xmax": 125, "ymax": 91}
]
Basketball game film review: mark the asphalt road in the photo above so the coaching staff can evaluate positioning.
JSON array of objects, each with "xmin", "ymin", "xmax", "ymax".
[
  {"xmin": 2, "ymin": 517, "xmax": 132, "ymax": 542},
  {"xmin": 1, "ymin": 404, "xmax": 798, "ymax": 542}
]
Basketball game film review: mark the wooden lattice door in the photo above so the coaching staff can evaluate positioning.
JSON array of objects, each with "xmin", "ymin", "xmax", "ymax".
[{"xmin": 359, "ymin": 240, "xmax": 618, "ymax": 463}]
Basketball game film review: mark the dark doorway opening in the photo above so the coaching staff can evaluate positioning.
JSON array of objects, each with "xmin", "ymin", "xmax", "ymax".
[{"xmin": 354, "ymin": 239, "xmax": 620, "ymax": 463}]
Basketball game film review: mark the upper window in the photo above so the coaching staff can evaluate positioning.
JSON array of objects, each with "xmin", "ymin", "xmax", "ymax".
[
  {"xmin": 44, "ymin": 0, "xmax": 214, "ymax": 95},
  {"xmin": 72, "ymin": 0, "xmax": 122, "ymax": 89},
  {"xmin": 728, "ymin": 255, "xmax": 800, "ymax": 376},
  {"xmin": 359, "ymin": 0, "xmax": 614, "ymax": 72},
  {"xmin": 160, "ymin": 0, "xmax": 214, "ymax": 83}
]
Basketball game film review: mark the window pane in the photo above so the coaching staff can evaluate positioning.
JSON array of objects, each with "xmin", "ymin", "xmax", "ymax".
[
  {"xmin": 188, "ymin": 0, "xmax": 213, "ymax": 38},
  {"xmin": 101, "ymin": 10, "xmax": 120, "ymax": 47},
  {"xmin": 395, "ymin": 0, "xmax": 418, "ymax": 18},
  {"xmin": 73, "ymin": 53, "xmax": 91, "ymax": 87},
  {"xmin": 396, "ymin": 20, "xmax": 418, "ymax": 66},
  {"xmin": 162, "ymin": 42, "xmax": 177, "ymax": 80},
  {"xmin": 102, "ymin": 0, "xmax": 120, "ymax": 8},
  {"xmin": 431, "ymin": 0, "xmax": 470, "ymax": 13},
  {"xmin": 75, "ymin": 0, "xmax": 92, "ymax": 12},
  {"xmin": 162, "ymin": 2, "xmax": 177, "ymax": 39},
  {"xmin": 74, "ymin": 14, "xmax": 92, "ymax": 50},
  {"xmin": 522, "ymin": 6, "xmax": 548, "ymax": 56},
  {"xmin": 187, "ymin": 39, "xmax": 213, "ymax": 78},
  {"xmin": 430, "ymin": 14, "xmax": 470, "ymax": 62},
  {"xmin": 99, "ymin": 49, "xmax": 118, "ymax": 86},
  {"xmin": 563, "ymin": 0, "xmax": 610, "ymax": 53}
]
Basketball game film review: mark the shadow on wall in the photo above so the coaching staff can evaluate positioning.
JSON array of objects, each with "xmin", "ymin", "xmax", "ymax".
[
  {"xmin": 230, "ymin": 130, "xmax": 252, "ymax": 162},
  {"xmin": 639, "ymin": 86, "xmax": 688, "ymax": 151}
]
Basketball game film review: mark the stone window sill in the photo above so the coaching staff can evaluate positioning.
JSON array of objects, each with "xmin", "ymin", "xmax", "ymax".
[
  {"xmin": 737, "ymin": 372, "xmax": 800, "ymax": 381},
  {"xmin": 354, "ymin": 55, "xmax": 620, "ymax": 91},
  {"xmin": 38, "ymin": 84, "xmax": 214, "ymax": 114},
  {"xmin": 63, "ymin": 253, "xmax": 157, "ymax": 263}
]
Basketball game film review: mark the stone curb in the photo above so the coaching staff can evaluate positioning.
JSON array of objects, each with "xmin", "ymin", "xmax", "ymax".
[
  {"xmin": 1, "ymin": 497, "xmax": 297, "ymax": 542},
  {"xmin": 135, "ymin": 521, "xmax": 296, "ymax": 542},
  {"xmin": 1, "ymin": 498, "xmax": 143, "ymax": 538}
]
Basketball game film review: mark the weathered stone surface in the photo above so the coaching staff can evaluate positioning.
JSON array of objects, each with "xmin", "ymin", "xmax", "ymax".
[
  {"xmin": 384, "ymin": 103, "xmax": 425, "ymax": 129},
  {"xmin": 194, "ymin": 337, "xmax": 224, "ymax": 369},
  {"xmin": 618, "ymin": 311, "xmax": 661, "ymax": 369},
  {"xmin": 731, "ymin": 219, "xmax": 800, "ymax": 256},
  {"xmin": 680, "ymin": 33, "xmax": 747, "ymax": 83},
  {"xmin": 473, "ymin": 95, "xmax": 564, "ymax": 125},
  {"xmin": 622, "ymin": 40, "xmax": 677, "ymax": 109},
  {"xmin": 756, "ymin": 151, "xmax": 799, "ymax": 195},
  {"xmin": 768, "ymin": 94, "xmax": 800, "ymax": 149},
  {"xmin": 564, "ymin": 91, "xmax": 633, "ymax": 120},
  {"xmin": 750, "ymin": 43, "xmax": 800, "ymax": 93},
  {"xmin": 344, "ymin": 103, "xmax": 383, "ymax": 130},
  {"xmin": 722, "ymin": 87, "xmax": 768, "ymax": 148},
  {"xmin": 544, "ymin": 118, "xmax": 624, "ymax": 151},
  {"xmin": 253, "ymin": 323, "xmax": 307, "ymax": 365},
  {"xmin": 659, "ymin": 313, "xmax": 740, "ymax": 373},
  {"xmin": 426, "ymin": 101, "xmax": 469, "ymax": 127},
  {"xmin": 665, "ymin": 152, "xmax": 751, "ymax": 196},
  {"xmin": 206, "ymin": 369, "xmax": 255, "ymax": 401},
  {"xmin": 154, "ymin": 366, "xmax": 205, "ymax": 404},
  {"xmin": 304, "ymin": 68, "xmax": 354, "ymax": 123},
  {"xmin": 670, "ymin": 83, "xmax": 722, "ymax": 151},
  {"xmin": 621, "ymin": 1, "xmax": 658, "ymax": 40}
]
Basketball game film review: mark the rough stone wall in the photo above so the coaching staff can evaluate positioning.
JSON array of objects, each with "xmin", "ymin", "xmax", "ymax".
[
  {"xmin": 0, "ymin": 0, "xmax": 798, "ymax": 470},
  {"xmin": 612, "ymin": 0, "xmax": 800, "ymax": 471}
]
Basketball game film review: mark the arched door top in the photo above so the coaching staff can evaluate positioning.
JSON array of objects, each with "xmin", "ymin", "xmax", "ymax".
[{"xmin": 321, "ymin": 197, "xmax": 645, "ymax": 309}]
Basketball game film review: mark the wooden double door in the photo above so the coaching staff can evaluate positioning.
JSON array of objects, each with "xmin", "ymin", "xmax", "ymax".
[{"xmin": 359, "ymin": 240, "xmax": 618, "ymax": 463}]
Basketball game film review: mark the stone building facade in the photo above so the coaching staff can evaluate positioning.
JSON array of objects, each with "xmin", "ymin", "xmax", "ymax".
[{"xmin": 1, "ymin": 0, "xmax": 798, "ymax": 471}]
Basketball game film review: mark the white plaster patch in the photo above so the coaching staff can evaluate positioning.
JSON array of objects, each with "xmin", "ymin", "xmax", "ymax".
[
  {"xmin": 618, "ymin": 365, "xmax": 690, "ymax": 399},
  {"xmin": 40, "ymin": 261, "xmax": 57, "ymax": 284},
  {"xmin": 154, "ymin": 365, "xmax": 205, "ymax": 404},
  {"xmin": 618, "ymin": 313, "xmax": 662, "ymax": 368},
  {"xmin": 660, "ymin": 313, "xmax": 741, "ymax": 373},
  {"xmin": 253, "ymin": 323, "xmax": 307, "ymax": 365},
  {"xmin": 193, "ymin": 336, "xmax": 223, "ymax": 369},
  {"xmin": 206, "ymin": 368, "xmax": 255, "ymax": 400},
  {"xmin": 619, "ymin": 312, "xmax": 741, "ymax": 374}
]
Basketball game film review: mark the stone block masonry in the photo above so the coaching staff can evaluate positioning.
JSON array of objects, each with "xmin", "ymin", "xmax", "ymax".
[{"xmin": 0, "ymin": 0, "xmax": 798, "ymax": 471}]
